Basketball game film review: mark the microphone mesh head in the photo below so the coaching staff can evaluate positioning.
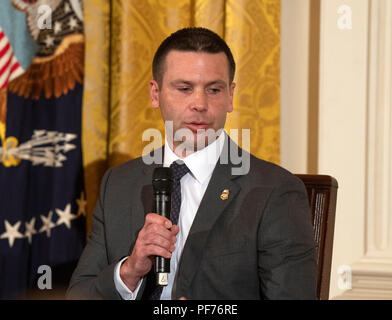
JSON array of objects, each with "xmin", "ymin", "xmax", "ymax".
[{"xmin": 152, "ymin": 167, "xmax": 173, "ymax": 193}]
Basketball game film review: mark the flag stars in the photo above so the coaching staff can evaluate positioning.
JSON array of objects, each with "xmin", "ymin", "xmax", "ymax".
[
  {"xmin": 44, "ymin": 35, "xmax": 55, "ymax": 47},
  {"xmin": 76, "ymin": 192, "xmax": 87, "ymax": 217},
  {"xmin": 39, "ymin": 211, "xmax": 56, "ymax": 237},
  {"xmin": 56, "ymin": 204, "xmax": 77, "ymax": 229},
  {"xmin": 68, "ymin": 16, "xmax": 78, "ymax": 30},
  {"xmin": 0, "ymin": 220, "xmax": 24, "ymax": 248},
  {"xmin": 25, "ymin": 218, "xmax": 37, "ymax": 244},
  {"xmin": 54, "ymin": 21, "xmax": 62, "ymax": 34},
  {"xmin": 64, "ymin": 2, "xmax": 71, "ymax": 13},
  {"xmin": 1, "ymin": 199, "xmax": 85, "ymax": 247}
]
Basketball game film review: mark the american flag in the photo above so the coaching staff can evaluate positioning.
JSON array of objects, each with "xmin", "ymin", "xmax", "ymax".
[
  {"xmin": 0, "ymin": 0, "xmax": 86, "ymax": 299},
  {"xmin": 0, "ymin": 28, "xmax": 24, "ymax": 89}
]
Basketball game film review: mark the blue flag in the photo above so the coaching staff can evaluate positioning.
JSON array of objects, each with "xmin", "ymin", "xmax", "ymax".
[{"xmin": 0, "ymin": 0, "xmax": 86, "ymax": 299}]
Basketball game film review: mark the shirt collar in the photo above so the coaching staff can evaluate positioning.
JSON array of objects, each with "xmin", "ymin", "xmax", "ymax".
[{"xmin": 163, "ymin": 130, "xmax": 227, "ymax": 184}]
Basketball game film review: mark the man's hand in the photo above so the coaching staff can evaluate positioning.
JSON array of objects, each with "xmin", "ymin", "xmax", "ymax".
[{"xmin": 120, "ymin": 213, "xmax": 179, "ymax": 291}]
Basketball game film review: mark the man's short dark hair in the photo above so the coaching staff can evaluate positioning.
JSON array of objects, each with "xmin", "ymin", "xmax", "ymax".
[{"xmin": 152, "ymin": 27, "xmax": 236, "ymax": 86}]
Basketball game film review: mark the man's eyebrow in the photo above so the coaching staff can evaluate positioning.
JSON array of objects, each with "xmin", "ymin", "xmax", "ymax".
[
  {"xmin": 170, "ymin": 79, "xmax": 192, "ymax": 85},
  {"xmin": 170, "ymin": 79, "xmax": 227, "ymax": 86},
  {"xmin": 206, "ymin": 80, "xmax": 227, "ymax": 86}
]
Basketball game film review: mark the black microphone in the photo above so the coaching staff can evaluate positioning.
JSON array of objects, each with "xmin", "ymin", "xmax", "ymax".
[{"xmin": 152, "ymin": 167, "xmax": 173, "ymax": 286}]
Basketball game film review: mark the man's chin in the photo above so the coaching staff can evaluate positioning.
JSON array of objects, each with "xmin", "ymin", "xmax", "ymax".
[
  {"xmin": 166, "ymin": 125, "xmax": 223, "ymax": 156},
  {"xmin": 173, "ymin": 137, "xmax": 203, "ymax": 156},
  {"xmin": 175, "ymin": 131, "xmax": 222, "ymax": 155}
]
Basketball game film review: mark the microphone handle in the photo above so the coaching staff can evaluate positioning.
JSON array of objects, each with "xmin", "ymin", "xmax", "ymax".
[{"xmin": 154, "ymin": 192, "xmax": 171, "ymax": 286}]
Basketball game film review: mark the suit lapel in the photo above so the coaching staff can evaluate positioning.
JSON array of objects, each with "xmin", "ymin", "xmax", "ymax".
[{"xmin": 175, "ymin": 138, "xmax": 242, "ymax": 298}]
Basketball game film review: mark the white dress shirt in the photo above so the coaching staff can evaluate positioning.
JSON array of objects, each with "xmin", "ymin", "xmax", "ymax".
[{"xmin": 114, "ymin": 131, "xmax": 227, "ymax": 300}]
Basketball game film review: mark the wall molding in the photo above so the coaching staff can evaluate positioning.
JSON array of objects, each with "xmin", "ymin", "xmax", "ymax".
[
  {"xmin": 336, "ymin": 0, "xmax": 392, "ymax": 299},
  {"xmin": 336, "ymin": 258, "xmax": 392, "ymax": 299}
]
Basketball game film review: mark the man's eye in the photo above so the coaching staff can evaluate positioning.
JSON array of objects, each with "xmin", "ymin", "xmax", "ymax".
[
  {"xmin": 178, "ymin": 87, "xmax": 190, "ymax": 92},
  {"xmin": 209, "ymin": 88, "xmax": 221, "ymax": 94}
]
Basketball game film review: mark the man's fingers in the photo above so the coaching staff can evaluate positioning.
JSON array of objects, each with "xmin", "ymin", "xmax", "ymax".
[
  {"xmin": 133, "ymin": 213, "xmax": 179, "ymax": 263},
  {"xmin": 171, "ymin": 224, "xmax": 180, "ymax": 235},
  {"xmin": 145, "ymin": 213, "xmax": 172, "ymax": 229},
  {"xmin": 145, "ymin": 244, "xmax": 173, "ymax": 259},
  {"xmin": 124, "ymin": 213, "xmax": 179, "ymax": 283},
  {"xmin": 143, "ymin": 213, "xmax": 179, "ymax": 242},
  {"xmin": 143, "ymin": 233, "xmax": 175, "ymax": 251},
  {"xmin": 142, "ymin": 223, "xmax": 176, "ymax": 244},
  {"xmin": 145, "ymin": 213, "xmax": 180, "ymax": 237}
]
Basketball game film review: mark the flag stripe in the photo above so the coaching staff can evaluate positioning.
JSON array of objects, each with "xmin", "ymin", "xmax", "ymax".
[
  {"xmin": 10, "ymin": 60, "xmax": 20, "ymax": 74},
  {"xmin": 0, "ymin": 46, "xmax": 12, "ymax": 68},
  {"xmin": 0, "ymin": 32, "xmax": 23, "ymax": 89},
  {"xmin": 0, "ymin": 72, "xmax": 10, "ymax": 88},
  {"xmin": 0, "ymin": 53, "xmax": 13, "ymax": 76},
  {"xmin": 0, "ymin": 35, "xmax": 7, "ymax": 51},
  {"xmin": 0, "ymin": 42, "xmax": 10, "ymax": 58},
  {"xmin": 0, "ymin": 56, "xmax": 23, "ymax": 89}
]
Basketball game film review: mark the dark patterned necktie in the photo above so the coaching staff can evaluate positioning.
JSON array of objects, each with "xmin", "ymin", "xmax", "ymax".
[
  {"xmin": 149, "ymin": 161, "xmax": 190, "ymax": 300},
  {"xmin": 169, "ymin": 161, "xmax": 190, "ymax": 225}
]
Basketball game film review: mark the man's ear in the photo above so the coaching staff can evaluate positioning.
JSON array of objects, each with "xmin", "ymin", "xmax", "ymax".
[
  {"xmin": 149, "ymin": 80, "xmax": 160, "ymax": 109},
  {"xmin": 227, "ymin": 82, "xmax": 236, "ymax": 113}
]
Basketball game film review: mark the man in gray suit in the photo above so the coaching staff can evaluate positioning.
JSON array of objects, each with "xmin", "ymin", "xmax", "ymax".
[{"xmin": 67, "ymin": 27, "xmax": 317, "ymax": 300}]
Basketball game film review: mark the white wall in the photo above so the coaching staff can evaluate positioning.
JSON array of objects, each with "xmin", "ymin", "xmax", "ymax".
[
  {"xmin": 281, "ymin": 0, "xmax": 392, "ymax": 299},
  {"xmin": 281, "ymin": 0, "xmax": 310, "ymax": 174},
  {"xmin": 318, "ymin": 0, "xmax": 369, "ymax": 298}
]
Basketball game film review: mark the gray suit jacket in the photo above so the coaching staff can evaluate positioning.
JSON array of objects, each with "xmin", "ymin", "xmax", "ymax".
[{"xmin": 66, "ymin": 138, "xmax": 317, "ymax": 300}]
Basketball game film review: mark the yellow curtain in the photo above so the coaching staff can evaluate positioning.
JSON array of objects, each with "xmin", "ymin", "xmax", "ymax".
[{"xmin": 82, "ymin": 0, "xmax": 280, "ymax": 233}]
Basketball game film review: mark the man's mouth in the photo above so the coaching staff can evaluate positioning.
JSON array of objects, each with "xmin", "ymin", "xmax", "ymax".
[{"xmin": 184, "ymin": 122, "xmax": 210, "ymax": 132}]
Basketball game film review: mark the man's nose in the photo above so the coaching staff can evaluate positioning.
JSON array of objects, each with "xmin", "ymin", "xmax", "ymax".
[{"xmin": 191, "ymin": 90, "xmax": 208, "ymax": 112}]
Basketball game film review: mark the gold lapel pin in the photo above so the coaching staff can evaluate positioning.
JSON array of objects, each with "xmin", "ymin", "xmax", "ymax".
[{"xmin": 220, "ymin": 189, "xmax": 229, "ymax": 200}]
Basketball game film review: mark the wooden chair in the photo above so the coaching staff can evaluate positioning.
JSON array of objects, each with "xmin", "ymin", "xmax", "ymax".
[{"xmin": 295, "ymin": 174, "xmax": 338, "ymax": 300}]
